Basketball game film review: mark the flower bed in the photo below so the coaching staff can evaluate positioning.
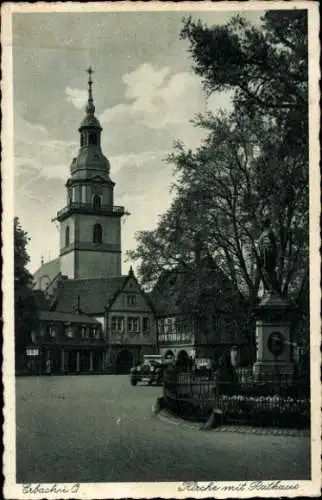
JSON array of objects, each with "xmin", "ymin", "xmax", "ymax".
[{"xmin": 216, "ymin": 394, "xmax": 310, "ymax": 428}]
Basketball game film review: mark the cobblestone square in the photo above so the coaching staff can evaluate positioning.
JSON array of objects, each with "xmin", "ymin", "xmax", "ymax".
[{"xmin": 16, "ymin": 376, "xmax": 311, "ymax": 483}]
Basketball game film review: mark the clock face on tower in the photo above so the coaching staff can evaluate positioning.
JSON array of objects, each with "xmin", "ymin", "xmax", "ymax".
[{"xmin": 267, "ymin": 331, "xmax": 285, "ymax": 356}]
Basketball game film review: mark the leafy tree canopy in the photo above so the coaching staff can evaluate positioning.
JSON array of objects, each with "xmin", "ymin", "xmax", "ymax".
[
  {"xmin": 14, "ymin": 217, "xmax": 38, "ymax": 356},
  {"xmin": 180, "ymin": 10, "xmax": 307, "ymax": 141},
  {"xmin": 128, "ymin": 11, "xmax": 308, "ymax": 339}
]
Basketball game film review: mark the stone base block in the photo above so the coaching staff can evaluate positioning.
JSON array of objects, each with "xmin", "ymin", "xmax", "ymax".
[{"xmin": 253, "ymin": 361, "xmax": 294, "ymax": 382}]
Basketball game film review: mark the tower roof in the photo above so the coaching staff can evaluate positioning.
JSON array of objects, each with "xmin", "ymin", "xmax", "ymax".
[
  {"xmin": 69, "ymin": 67, "xmax": 111, "ymax": 181},
  {"xmin": 79, "ymin": 67, "xmax": 102, "ymax": 131}
]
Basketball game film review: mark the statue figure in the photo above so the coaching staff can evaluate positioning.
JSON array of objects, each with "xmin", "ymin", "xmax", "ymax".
[{"xmin": 258, "ymin": 218, "xmax": 279, "ymax": 294}]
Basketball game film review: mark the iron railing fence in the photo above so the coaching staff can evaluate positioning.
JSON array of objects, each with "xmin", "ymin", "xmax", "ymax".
[{"xmin": 163, "ymin": 369, "xmax": 310, "ymax": 427}]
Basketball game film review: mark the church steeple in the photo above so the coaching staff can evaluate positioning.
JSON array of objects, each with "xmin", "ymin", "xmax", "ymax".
[
  {"xmin": 68, "ymin": 67, "xmax": 112, "ymax": 181},
  {"xmin": 56, "ymin": 67, "xmax": 125, "ymax": 280},
  {"xmin": 85, "ymin": 66, "xmax": 95, "ymax": 116}
]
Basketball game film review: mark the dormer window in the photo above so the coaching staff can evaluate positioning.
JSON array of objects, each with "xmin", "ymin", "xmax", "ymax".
[
  {"xmin": 93, "ymin": 195, "xmax": 101, "ymax": 211},
  {"xmin": 93, "ymin": 223, "xmax": 102, "ymax": 244}
]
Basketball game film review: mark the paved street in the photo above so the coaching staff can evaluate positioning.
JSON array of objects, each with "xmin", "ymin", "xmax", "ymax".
[{"xmin": 16, "ymin": 375, "xmax": 310, "ymax": 483}]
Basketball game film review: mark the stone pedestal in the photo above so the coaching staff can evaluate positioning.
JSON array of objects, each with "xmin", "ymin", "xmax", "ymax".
[{"xmin": 253, "ymin": 292, "xmax": 295, "ymax": 382}]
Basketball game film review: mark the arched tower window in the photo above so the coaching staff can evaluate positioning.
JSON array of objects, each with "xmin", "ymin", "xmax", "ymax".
[
  {"xmin": 93, "ymin": 223, "xmax": 102, "ymax": 244},
  {"xmin": 89, "ymin": 133, "xmax": 97, "ymax": 146},
  {"xmin": 65, "ymin": 226, "xmax": 70, "ymax": 246},
  {"xmin": 80, "ymin": 134, "xmax": 85, "ymax": 147},
  {"xmin": 93, "ymin": 195, "xmax": 101, "ymax": 211}
]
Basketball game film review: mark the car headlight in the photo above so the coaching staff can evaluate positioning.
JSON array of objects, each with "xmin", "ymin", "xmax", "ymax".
[{"xmin": 137, "ymin": 366, "xmax": 141, "ymax": 372}]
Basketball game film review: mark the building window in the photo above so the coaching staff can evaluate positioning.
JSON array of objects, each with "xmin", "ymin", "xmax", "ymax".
[
  {"xmin": 80, "ymin": 325, "xmax": 88, "ymax": 338},
  {"xmin": 158, "ymin": 319, "xmax": 165, "ymax": 334},
  {"xmin": 90, "ymin": 326, "xmax": 100, "ymax": 339},
  {"xmin": 164, "ymin": 317, "xmax": 176, "ymax": 334},
  {"xmin": 127, "ymin": 317, "xmax": 140, "ymax": 334},
  {"xmin": 48, "ymin": 325, "xmax": 56, "ymax": 338},
  {"xmin": 93, "ymin": 195, "xmax": 101, "ymax": 211},
  {"xmin": 65, "ymin": 324, "xmax": 74, "ymax": 339},
  {"xmin": 81, "ymin": 132, "xmax": 88, "ymax": 147},
  {"xmin": 89, "ymin": 133, "xmax": 97, "ymax": 145},
  {"xmin": 65, "ymin": 226, "xmax": 70, "ymax": 246},
  {"xmin": 93, "ymin": 223, "xmax": 102, "ymax": 244},
  {"xmin": 111, "ymin": 316, "xmax": 124, "ymax": 332},
  {"xmin": 127, "ymin": 295, "xmax": 137, "ymax": 306},
  {"xmin": 142, "ymin": 317, "xmax": 150, "ymax": 335}
]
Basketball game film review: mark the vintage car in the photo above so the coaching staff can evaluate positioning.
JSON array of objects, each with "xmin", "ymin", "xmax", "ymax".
[{"xmin": 130, "ymin": 355, "xmax": 166, "ymax": 386}]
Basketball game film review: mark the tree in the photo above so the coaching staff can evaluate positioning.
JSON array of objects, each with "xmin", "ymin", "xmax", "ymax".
[
  {"xmin": 180, "ymin": 9, "xmax": 308, "ymax": 326},
  {"xmin": 128, "ymin": 11, "xmax": 308, "ymax": 347},
  {"xmin": 180, "ymin": 10, "xmax": 308, "ymax": 156},
  {"xmin": 14, "ymin": 217, "xmax": 38, "ymax": 367},
  {"xmin": 129, "ymin": 109, "xmax": 308, "ymax": 305}
]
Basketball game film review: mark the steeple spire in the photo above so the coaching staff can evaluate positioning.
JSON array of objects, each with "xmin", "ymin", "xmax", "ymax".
[{"xmin": 85, "ymin": 66, "xmax": 95, "ymax": 116}]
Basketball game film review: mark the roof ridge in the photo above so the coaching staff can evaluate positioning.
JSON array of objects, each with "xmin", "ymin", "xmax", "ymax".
[{"xmin": 69, "ymin": 276, "xmax": 127, "ymax": 281}]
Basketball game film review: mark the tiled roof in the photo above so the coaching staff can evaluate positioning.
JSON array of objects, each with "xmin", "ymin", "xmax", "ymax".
[
  {"xmin": 33, "ymin": 258, "xmax": 60, "ymax": 287},
  {"xmin": 38, "ymin": 310, "xmax": 100, "ymax": 325},
  {"xmin": 52, "ymin": 276, "xmax": 128, "ymax": 315}
]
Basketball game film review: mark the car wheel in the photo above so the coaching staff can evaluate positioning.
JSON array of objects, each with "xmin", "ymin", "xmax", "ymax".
[{"xmin": 130, "ymin": 378, "xmax": 137, "ymax": 386}]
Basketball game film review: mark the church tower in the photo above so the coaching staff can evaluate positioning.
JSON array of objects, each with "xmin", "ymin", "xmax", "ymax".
[{"xmin": 56, "ymin": 68, "xmax": 125, "ymax": 279}]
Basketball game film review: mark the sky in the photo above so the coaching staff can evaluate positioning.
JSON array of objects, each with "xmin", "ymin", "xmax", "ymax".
[{"xmin": 12, "ymin": 8, "xmax": 264, "ymax": 274}]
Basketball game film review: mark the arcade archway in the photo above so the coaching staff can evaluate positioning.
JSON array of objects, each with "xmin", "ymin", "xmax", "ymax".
[
  {"xmin": 115, "ymin": 349, "xmax": 133, "ymax": 374},
  {"xmin": 176, "ymin": 349, "xmax": 189, "ymax": 368}
]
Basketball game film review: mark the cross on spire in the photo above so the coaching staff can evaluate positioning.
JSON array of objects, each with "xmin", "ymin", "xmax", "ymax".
[{"xmin": 87, "ymin": 66, "xmax": 94, "ymax": 83}]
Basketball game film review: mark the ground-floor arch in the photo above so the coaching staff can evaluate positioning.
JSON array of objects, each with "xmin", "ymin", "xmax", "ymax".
[
  {"xmin": 176, "ymin": 349, "xmax": 189, "ymax": 368},
  {"xmin": 164, "ymin": 350, "xmax": 175, "ymax": 359},
  {"xmin": 115, "ymin": 349, "xmax": 134, "ymax": 374}
]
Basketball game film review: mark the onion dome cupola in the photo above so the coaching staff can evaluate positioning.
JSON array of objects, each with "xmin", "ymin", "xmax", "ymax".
[{"xmin": 69, "ymin": 67, "xmax": 111, "ymax": 183}]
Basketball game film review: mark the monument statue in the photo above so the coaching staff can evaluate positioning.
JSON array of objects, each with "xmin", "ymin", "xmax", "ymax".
[{"xmin": 258, "ymin": 218, "xmax": 279, "ymax": 294}]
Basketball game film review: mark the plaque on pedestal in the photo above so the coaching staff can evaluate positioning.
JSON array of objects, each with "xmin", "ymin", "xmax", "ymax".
[{"xmin": 253, "ymin": 292, "xmax": 295, "ymax": 382}]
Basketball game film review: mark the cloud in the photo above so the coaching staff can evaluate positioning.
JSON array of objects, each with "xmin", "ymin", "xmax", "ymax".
[
  {"xmin": 65, "ymin": 86, "xmax": 88, "ymax": 109},
  {"xmin": 110, "ymin": 150, "xmax": 168, "ymax": 175},
  {"xmin": 123, "ymin": 63, "xmax": 170, "ymax": 103},
  {"xmin": 99, "ymin": 63, "xmax": 206, "ymax": 133},
  {"xmin": 14, "ymin": 108, "xmax": 78, "ymax": 182},
  {"xmin": 98, "ymin": 63, "xmax": 213, "ymax": 151}
]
